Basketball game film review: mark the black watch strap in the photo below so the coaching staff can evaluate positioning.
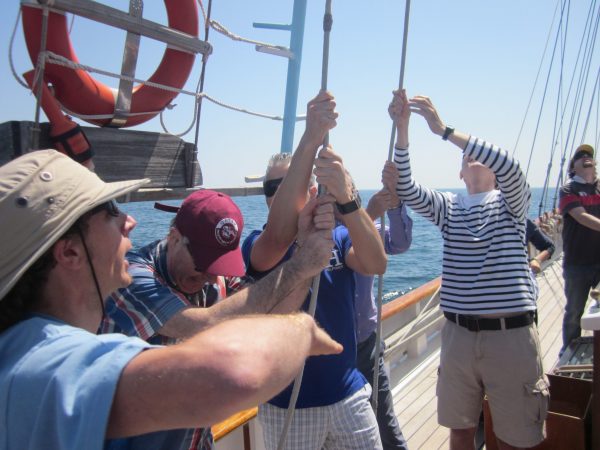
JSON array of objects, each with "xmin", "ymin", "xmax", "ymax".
[
  {"xmin": 336, "ymin": 197, "xmax": 361, "ymax": 215},
  {"xmin": 442, "ymin": 126, "xmax": 455, "ymax": 141}
]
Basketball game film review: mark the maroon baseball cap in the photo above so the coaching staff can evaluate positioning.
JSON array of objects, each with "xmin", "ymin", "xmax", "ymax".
[{"xmin": 155, "ymin": 190, "xmax": 245, "ymax": 276}]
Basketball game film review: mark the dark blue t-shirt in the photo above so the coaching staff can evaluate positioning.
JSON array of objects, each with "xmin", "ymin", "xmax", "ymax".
[{"xmin": 242, "ymin": 226, "xmax": 366, "ymax": 408}]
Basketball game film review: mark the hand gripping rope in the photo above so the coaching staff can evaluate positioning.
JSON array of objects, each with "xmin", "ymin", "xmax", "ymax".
[
  {"xmin": 372, "ymin": 0, "xmax": 411, "ymax": 413},
  {"xmin": 276, "ymin": 1, "xmax": 333, "ymax": 449}
]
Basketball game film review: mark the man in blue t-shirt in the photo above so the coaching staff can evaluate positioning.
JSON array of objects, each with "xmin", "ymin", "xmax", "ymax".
[
  {"xmin": 0, "ymin": 150, "xmax": 343, "ymax": 450},
  {"xmin": 243, "ymin": 91, "xmax": 387, "ymax": 449}
]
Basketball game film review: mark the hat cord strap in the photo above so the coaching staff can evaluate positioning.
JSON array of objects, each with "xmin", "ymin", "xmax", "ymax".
[{"xmin": 77, "ymin": 227, "xmax": 106, "ymax": 321}]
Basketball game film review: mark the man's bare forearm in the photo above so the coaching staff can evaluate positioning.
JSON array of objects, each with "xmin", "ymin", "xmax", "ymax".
[
  {"xmin": 108, "ymin": 312, "xmax": 341, "ymax": 437},
  {"xmin": 570, "ymin": 209, "xmax": 600, "ymax": 232},
  {"xmin": 209, "ymin": 254, "xmax": 314, "ymax": 322},
  {"xmin": 344, "ymin": 209, "xmax": 387, "ymax": 275}
]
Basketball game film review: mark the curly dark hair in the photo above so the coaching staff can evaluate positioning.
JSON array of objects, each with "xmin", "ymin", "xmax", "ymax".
[{"xmin": 0, "ymin": 216, "xmax": 90, "ymax": 333}]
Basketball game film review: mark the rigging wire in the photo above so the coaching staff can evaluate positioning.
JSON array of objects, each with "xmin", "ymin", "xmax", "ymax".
[
  {"xmin": 159, "ymin": 0, "xmax": 215, "ymax": 137},
  {"xmin": 9, "ymin": 6, "xmax": 305, "ymax": 136},
  {"xmin": 566, "ymin": 6, "xmax": 600, "ymax": 152},
  {"xmin": 31, "ymin": 5, "xmax": 50, "ymax": 150},
  {"xmin": 373, "ymin": 0, "xmax": 411, "ymax": 414},
  {"xmin": 512, "ymin": 0, "xmax": 561, "ymax": 157},
  {"xmin": 30, "ymin": 50, "xmax": 297, "ymax": 123},
  {"xmin": 191, "ymin": 0, "xmax": 213, "ymax": 174},
  {"xmin": 523, "ymin": 0, "xmax": 597, "ymax": 209},
  {"xmin": 276, "ymin": 3, "xmax": 332, "ymax": 449},
  {"xmin": 196, "ymin": 0, "xmax": 288, "ymax": 54},
  {"xmin": 549, "ymin": 0, "xmax": 590, "ymax": 202},
  {"xmin": 540, "ymin": 1, "xmax": 569, "ymax": 215},
  {"xmin": 596, "ymin": 82, "xmax": 600, "ymax": 150},
  {"xmin": 551, "ymin": 0, "xmax": 600, "ymax": 207},
  {"xmin": 580, "ymin": 68, "xmax": 600, "ymax": 141},
  {"xmin": 524, "ymin": 0, "xmax": 567, "ymax": 179},
  {"xmin": 9, "ymin": 9, "xmax": 29, "ymax": 89}
]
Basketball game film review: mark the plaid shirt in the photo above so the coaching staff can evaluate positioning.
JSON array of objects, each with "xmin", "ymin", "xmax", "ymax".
[
  {"xmin": 101, "ymin": 239, "xmax": 245, "ymax": 345},
  {"xmin": 100, "ymin": 239, "xmax": 246, "ymax": 449}
]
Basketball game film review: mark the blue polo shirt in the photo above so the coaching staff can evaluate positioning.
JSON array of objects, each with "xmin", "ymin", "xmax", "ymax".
[{"xmin": 242, "ymin": 226, "xmax": 366, "ymax": 408}]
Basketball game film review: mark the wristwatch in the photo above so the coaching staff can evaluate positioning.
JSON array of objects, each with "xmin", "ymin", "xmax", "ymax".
[
  {"xmin": 442, "ymin": 126, "xmax": 455, "ymax": 141},
  {"xmin": 336, "ymin": 196, "xmax": 361, "ymax": 215}
]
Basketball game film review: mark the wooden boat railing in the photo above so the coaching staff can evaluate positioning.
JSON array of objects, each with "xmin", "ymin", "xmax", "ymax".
[{"xmin": 212, "ymin": 275, "xmax": 443, "ymax": 444}]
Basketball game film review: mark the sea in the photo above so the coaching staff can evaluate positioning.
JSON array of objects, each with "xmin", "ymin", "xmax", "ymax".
[{"xmin": 119, "ymin": 187, "xmax": 553, "ymax": 302}]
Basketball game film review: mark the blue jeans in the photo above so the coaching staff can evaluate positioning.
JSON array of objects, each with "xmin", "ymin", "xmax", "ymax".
[
  {"xmin": 357, "ymin": 332, "xmax": 409, "ymax": 450},
  {"xmin": 561, "ymin": 264, "xmax": 600, "ymax": 354}
]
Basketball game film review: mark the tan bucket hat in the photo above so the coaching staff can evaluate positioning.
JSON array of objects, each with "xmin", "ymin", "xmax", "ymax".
[{"xmin": 0, "ymin": 149, "xmax": 150, "ymax": 301}]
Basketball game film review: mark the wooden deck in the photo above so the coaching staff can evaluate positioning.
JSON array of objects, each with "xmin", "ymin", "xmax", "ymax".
[{"xmin": 392, "ymin": 256, "xmax": 582, "ymax": 449}]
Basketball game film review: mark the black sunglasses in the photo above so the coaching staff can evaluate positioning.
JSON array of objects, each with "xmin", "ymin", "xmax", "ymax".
[
  {"xmin": 89, "ymin": 199, "xmax": 121, "ymax": 217},
  {"xmin": 573, "ymin": 151, "xmax": 593, "ymax": 163},
  {"xmin": 263, "ymin": 177, "xmax": 284, "ymax": 198}
]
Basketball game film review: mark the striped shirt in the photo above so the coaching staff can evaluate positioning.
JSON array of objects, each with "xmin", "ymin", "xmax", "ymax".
[{"xmin": 394, "ymin": 136, "xmax": 536, "ymax": 315}]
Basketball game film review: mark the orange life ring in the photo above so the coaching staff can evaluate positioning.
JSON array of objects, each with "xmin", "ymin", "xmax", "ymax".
[{"xmin": 22, "ymin": 1, "xmax": 198, "ymax": 128}]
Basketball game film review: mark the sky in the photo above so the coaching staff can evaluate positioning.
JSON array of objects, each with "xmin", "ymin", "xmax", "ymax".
[{"xmin": 1, "ymin": 0, "xmax": 599, "ymax": 190}]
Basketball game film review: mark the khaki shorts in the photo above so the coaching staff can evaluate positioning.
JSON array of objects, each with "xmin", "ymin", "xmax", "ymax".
[{"xmin": 437, "ymin": 319, "xmax": 549, "ymax": 448}]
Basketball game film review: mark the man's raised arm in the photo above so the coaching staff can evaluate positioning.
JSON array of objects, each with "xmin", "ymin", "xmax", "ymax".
[{"xmin": 250, "ymin": 91, "xmax": 337, "ymax": 272}]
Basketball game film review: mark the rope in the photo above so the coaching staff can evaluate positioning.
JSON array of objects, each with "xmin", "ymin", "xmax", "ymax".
[
  {"xmin": 196, "ymin": 0, "xmax": 288, "ymax": 54},
  {"xmin": 11, "ymin": 0, "xmax": 98, "ymax": 93},
  {"xmin": 524, "ymin": 0, "xmax": 565, "ymax": 179},
  {"xmin": 58, "ymin": 102, "xmax": 162, "ymax": 120},
  {"xmin": 32, "ymin": 6, "xmax": 50, "ymax": 150},
  {"xmin": 191, "ymin": 0, "xmax": 213, "ymax": 146},
  {"xmin": 596, "ymin": 86, "xmax": 599, "ymax": 150},
  {"xmin": 177, "ymin": 0, "xmax": 215, "ymax": 166},
  {"xmin": 579, "ymin": 66, "xmax": 600, "ymax": 148},
  {"xmin": 9, "ymin": 9, "xmax": 30, "ymax": 89},
  {"xmin": 68, "ymin": 12, "xmax": 75, "ymax": 34},
  {"xmin": 551, "ymin": 0, "xmax": 600, "ymax": 207},
  {"xmin": 386, "ymin": 285, "xmax": 441, "ymax": 350},
  {"xmin": 373, "ymin": 0, "xmax": 412, "ymax": 414},
  {"xmin": 276, "ymin": 2, "xmax": 332, "ymax": 449},
  {"xmin": 386, "ymin": 309, "xmax": 444, "ymax": 350},
  {"xmin": 538, "ymin": 0, "xmax": 569, "ymax": 215},
  {"xmin": 540, "ymin": 270, "xmax": 565, "ymax": 309},
  {"xmin": 566, "ymin": 7, "xmax": 600, "ymax": 153},
  {"xmin": 34, "ymin": 50, "xmax": 295, "ymax": 124},
  {"xmin": 12, "ymin": 5, "xmax": 306, "ymax": 135},
  {"xmin": 159, "ymin": 0, "xmax": 213, "ymax": 138},
  {"xmin": 512, "ymin": 0, "xmax": 561, "ymax": 157}
]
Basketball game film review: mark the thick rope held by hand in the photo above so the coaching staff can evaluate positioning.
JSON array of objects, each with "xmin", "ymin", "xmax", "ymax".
[
  {"xmin": 373, "ymin": 0, "xmax": 411, "ymax": 413},
  {"xmin": 276, "ymin": 2, "xmax": 333, "ymax": 449}
]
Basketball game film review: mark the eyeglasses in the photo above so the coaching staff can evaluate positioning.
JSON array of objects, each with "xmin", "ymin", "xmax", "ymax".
[
  {"xmin": 263, "ymin": 177, "xmax": 284, "ymax": 198},
  {"xmin": 573, "ymin": 151, "xmax": 593, "ymax": 163},
  {"xmin": 89, "ymin": 199, "xmax": 121, "ymax": 218},
  {"xmin": 187, "ymin": 244, "xmax": 204, "ymax": 273}
]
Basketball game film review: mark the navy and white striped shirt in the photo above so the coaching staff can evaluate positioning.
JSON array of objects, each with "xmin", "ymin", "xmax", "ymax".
[{"xmin": 394, "ymin": 136, "xmax": 536, "ymax": 315}]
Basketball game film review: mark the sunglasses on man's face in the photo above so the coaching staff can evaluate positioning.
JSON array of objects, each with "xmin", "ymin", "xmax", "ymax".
[
  {"xmin": 573, "ymin": 152, "xmax": 593, "ymax": 163},
  {"xmin": 89, "ymin": 199, "xmax": 121, "ymax": 218},
  {"xmin": 263, "ymin": 177, "xmax": 284, "ymax": 198}
]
